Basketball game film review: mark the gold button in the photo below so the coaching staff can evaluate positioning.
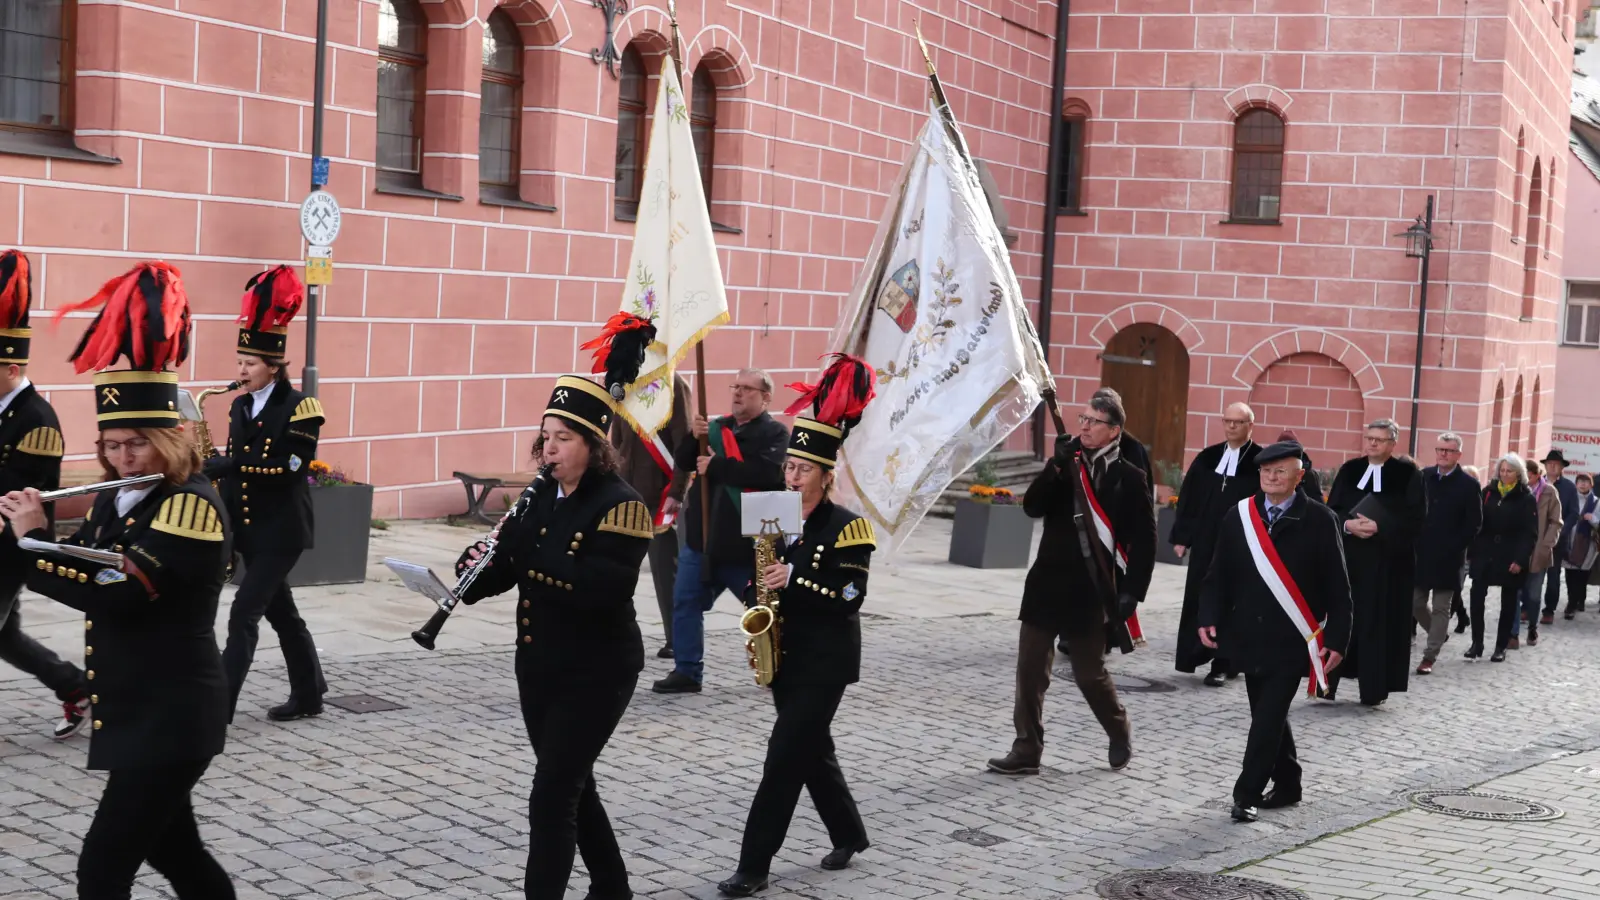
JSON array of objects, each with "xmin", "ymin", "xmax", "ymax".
[
  {"xmin": 574, "ymin": 532, "xmax": 584, "ymax": 540},
  {"xmin": 86, "ymin": 670, "xmax": 94, "ymax": 680},
  {"xmin": 539, "ymin": 528, "xmax": 547, "ymax": 536},
  {"xmin": 565, "ymin": 583, "xmax": 573, "ymax": 591},
  {"xmin": 90, "ymin": 694, "xmax": 98, "ymax": 704},
  {"xmin": 92, "ymin": 720, "xmax": 102, "ymax": 731},
  {"xmin": 527, "ymin": 570, "xmax": 536, "ymax": 578},
  {"xmin": 244, "ymin": 519, "xmax": 251, "ymax": 525},
  {"xmin": 521, "ymin": 618, "xmax": 530, "ymax": 626},
  {"xmin": 85, "ymin": 621, "xmax": 92, "ymax": 631},
  {"xmin": 569, "ymin": 542, "xmax": 579, "ymax": 550},
  {"xmin": 78, "ymin": 573, "xmax": 88, "ymax": 583},
  {"xmin": 243, "ymin": 507, "xmax": 250, "ymax": 514},
  {"xmin": 522, "ymin": 635, "xmax": 532, "ymax": 644},
  {"xmin": 84, "ymin": 646, "xmax": 92, "ymax": 656},
  {"xmin": 242, "ymin": 495, "xmax": 249, "ymax": 501},
  {"xmin": 35, "ymin": 559, "xmax": 44, "ymax": 570},
  {"xmin": 522, "ymin": 600, "xmax": 530, "ymax": 608},
  {"xmin": 244, "ymin": 446, "xmax": 251, "ymax": 453},
  {"xmin": 241, "ymin": 482, "xmax": 249, "ymax": 488}
]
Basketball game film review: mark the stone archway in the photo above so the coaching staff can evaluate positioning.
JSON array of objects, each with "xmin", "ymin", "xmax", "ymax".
[
  {"xmin": 1247, "ymin": 352, "xmax": 1366, "ymax": 468},
  {"xmin": 1099, "ymin": 323, "xmax": 1190, "ymax": 475},
  {"xmin": 1510, "ymin": 375, "xmax": 1526, "ymax": 456},
  {"xmin": 1491, "ymin": 378, "xmax": 1506, "ymax": 460}
]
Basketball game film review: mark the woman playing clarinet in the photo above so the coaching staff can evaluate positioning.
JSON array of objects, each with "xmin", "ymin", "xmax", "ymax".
[
  {"xmin": 453, "ymin": 375, "xmax": 651, "ymax": 900},
  {"xmin": 717, "ymin": 355, "xmax": 876, "ymax": 897},
  {"xmin": 0, "ymin": 261, "xmax": 235, "ymax": 899}
]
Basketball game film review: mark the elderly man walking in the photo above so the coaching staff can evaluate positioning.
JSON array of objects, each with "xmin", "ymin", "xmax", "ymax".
[{"xmin": 1411, "ymin": 433, "xmax": 1481, "ymax": 674}]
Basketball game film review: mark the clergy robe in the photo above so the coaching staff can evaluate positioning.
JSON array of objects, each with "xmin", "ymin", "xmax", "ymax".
[
  {"xmin": 1325, "ymin": 455, "xmax": 1426, "ymax": 705},
  {"xmin": 1169, "ymin": 440, "xmax": 1262, "ymax": 672}
]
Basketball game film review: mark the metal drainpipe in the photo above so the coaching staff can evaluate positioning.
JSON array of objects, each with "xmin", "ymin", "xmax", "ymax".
[{"xmin": 1033, "ymin": 0, "xmax": 1071, "ymax": 460}]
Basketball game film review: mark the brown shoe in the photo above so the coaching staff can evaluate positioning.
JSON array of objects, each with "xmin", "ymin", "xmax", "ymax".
[
  {"xmin": 986, "ymin": 752, "xmax": 1040, "ymax": 775},
  {"xmin": 1506, "ymin": 637, "xmax": 1520, "ymax": 650},
  {"xmin": 1540, "ymin": 613, "xmax": 1554, "ymax": 626},
  {"xmin": 1415, "ymin": 660, "xmax": 1433, "ymax": 675}
]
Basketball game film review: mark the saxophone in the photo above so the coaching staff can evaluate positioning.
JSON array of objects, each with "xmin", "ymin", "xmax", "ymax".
[
  {"xmin": 740, "ymin": 520, "xmax": 783, "ymax": 686},
  {"xmin": 193, "ymin": 381, "xmax": 241, "ymax": 458}
]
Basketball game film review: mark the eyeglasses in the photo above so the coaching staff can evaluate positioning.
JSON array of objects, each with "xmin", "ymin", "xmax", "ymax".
[
  {"xmin": 1364, "ymin": 435, "xmax": 1395, "ymax": 444},
  {"xmin": 1077, "ymin": 414, "xmax": 1112, "ymax": 428},
  {"xmin": 97, "ymin": 438, "xmax": 152, "ymax": 454},
  {"xmin": 730, "ymin": 384, "xmax": 767, "ymax": 394},
  {"xmin": 1435, "ymin": 447, "xmax": 1461, "ymax": 454},
  {"xmin": 1222, "ymin": 418, "xmax": 1250, "ymax": 426}
]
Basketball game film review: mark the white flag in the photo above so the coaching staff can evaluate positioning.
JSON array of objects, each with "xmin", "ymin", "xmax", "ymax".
[
  {"xmin": 828, "ymin": 95, "xmax": 1051, "ymax": 554},
  {"xmin": 609, "ymin": 59, "xmax": 729, "ymax": 435}
]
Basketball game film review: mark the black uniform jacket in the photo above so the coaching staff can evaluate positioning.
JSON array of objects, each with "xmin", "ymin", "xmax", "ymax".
[
  {"xmin": 1199, "ymin": 492, "xmax": 1352, "ymax": 675},
  {"xmin": 1468, "ymin": 482, "xmax": 1538, "ymax": 587},
  {"xmin": 1021, "ymin": 439, "xmax": 1155, "ymax": 649},
  {"xmin": 0, "ymin": 385, "xmax": 63, "ymax": 587},
  {"xmin": 215, "ymin": 382, "xmax": 324, "ymax": 552},
  {"xmin": 1415, "ymin": 465, "xmax": 1484, "ymax": 590},
  {"xmin": 745, "ymin": 500, "xmax": 873, "ymax": 687},
  {"xmin": 24, "ymin": 474, "xmax": 232, "ymax": 770},
  {"xmin": 673, "ymin": 411, "xmax": 787, "ymax": 564},
  {"xmin": 460, "ymin": 469, "xmax": 648, "ymax": 685}
]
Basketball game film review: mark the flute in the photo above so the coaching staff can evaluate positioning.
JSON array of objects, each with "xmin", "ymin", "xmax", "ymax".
[{"xmin": 13, "ymin": 474, "xmax": 167, "ymax": 566}]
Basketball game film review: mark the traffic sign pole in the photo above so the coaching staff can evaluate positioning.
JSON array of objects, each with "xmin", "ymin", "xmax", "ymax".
[{"xmin": 303, "ymin": 0, "xmax": 330, "ymax": 398}]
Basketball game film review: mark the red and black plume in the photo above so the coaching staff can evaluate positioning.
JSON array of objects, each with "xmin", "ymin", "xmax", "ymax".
[
  {"xmin": 56, "ymin": 261, "xmax": 191, "ymax": 374},
  {"xmin": 239, "ymin": 264, "xmax": 305, "ymax": 331},
  {"xmin": 580, "ymin": 312, "xmax": 658, "ymax": 400},
  {"xmin": 0, "ymin": 250, "xmax": 31, "ymax": 331},
  {"xmin": 784, "ymin": 353, "xmax": 876, "ymax": 436}
]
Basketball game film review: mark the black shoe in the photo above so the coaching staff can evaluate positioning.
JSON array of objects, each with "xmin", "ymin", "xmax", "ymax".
[
  {"xmin": 1203, "ymin": 672, "xmax": 1226, "ymax": 687},
  {"xmin": 820, "ymin": 841, "xmax": 869, "ymax": 870},
  {"xmin": 652, "ymin": 671, "xmax": 702, "ymax": 694},
  {"xmin": 1230, "ymin": 804, "xmax": 1259, "ymax": 823},
  {"xmin": 656, "ymin": 645, "xmax": 675, "ymax": 659},
  {"xmin": 1454, "ymin": 617, "xmax": 1469, "ymax": 634},
  {"xmin": 1259, "ymin": 787, "xmax": 1302, "ymax": 809},
  {"xmin": 1565, "ymin": 610, "xmax": 1576, "ymax": 621},
  {"xmin": 1463, "ymin": 644, "xmax": 1483, "ymax": 659},
  {"xmin": 1490, "ymin": 650, "xmax": 1507, "ymax": 662},
  {"xmin": 1317, "ymin": 684, "xmax": 1337, "ymax": 701},
  {"xmin": 267, "ymin": 697, "xmax": 323, "ymax": 721},
  {"xmin": 1109, "ymin": 742, "xmax": 1132, "ymax": 771},
  {"xmin": 716, "ymin": 872, "xmax": 769, "ymax": 896},
  {"xmin": 1056, "ymin": 638, "xmax": 1070, "ymax": 655},
  {"xmin": 986, "ymin": 752, "xmax": 1040, "ymax": 775}
]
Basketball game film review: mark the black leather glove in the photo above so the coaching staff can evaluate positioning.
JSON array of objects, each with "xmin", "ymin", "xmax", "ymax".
[
  {"xmin": 1053, "ymin": 434, "xmax": 1074, "ymax": 465},
  {"xmin": 202, "ymin": 456, "xmax": 234, "ymax": 479},
  {"xmin": 1117, "ymin": 592, "xmax": 1140, "ymax": 620},
  {"xmin": 455, "ymin": 541, "xmax": 490, "ymax": 578}
]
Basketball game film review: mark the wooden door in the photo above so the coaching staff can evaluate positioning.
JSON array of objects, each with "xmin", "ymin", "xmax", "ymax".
[{"xmin": 1099, "ymin": 324, "xmax": 1190, "ymax": 474}]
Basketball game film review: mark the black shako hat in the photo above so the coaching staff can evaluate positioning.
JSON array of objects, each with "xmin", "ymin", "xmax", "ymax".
[
  {"xmin": 0, "ymin": 250, "xmax": 34, "ymax": 366},
  {"xmin": 1255, "ymin": 441, "xmax": 1304, "ymax": 467},
  {"xmin": 542, "ymin": 375, "xmax": 615, "ymax": 440}
]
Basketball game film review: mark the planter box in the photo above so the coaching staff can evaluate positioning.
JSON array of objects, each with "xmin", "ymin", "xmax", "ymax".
[
  {"xmin": 1156, "ymin": 505, "xmax": 1186, "ymax": 566},
  {"xmin": 948, "ymin": 497, "xmax": 1034, "ymax": 569},
  {"xmin": 232, "ymin": 483, "xmax": 374, "ymax": 587}
]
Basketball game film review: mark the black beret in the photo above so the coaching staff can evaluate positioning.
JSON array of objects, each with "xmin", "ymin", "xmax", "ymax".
[{"xmin": 1255, "ymin": 441, "xmax": 1304, "ymax": 466}]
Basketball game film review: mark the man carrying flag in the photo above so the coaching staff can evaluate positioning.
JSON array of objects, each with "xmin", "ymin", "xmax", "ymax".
[{"xmin": 1198, "ymin": 441, "xmax": 1351, "ymax": 823}]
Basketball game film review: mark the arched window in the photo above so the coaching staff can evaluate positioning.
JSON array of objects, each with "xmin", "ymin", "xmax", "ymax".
[
  {"xmin": 479, "ymin": 10, "xmax": 522, "ymax": 201},
  {"xmin": 690, "ymin": 66, "xmax": 716, "ymax": 204},
  {"xmin": 1512, "ymin": 128, "xmax": 1526, "ymax": 239},
  {"xmin": 1229, "ymin": 108, "xmax": 1284, "ymax": 223},
  {"xmin": 0, "ymin": 1, "xmax": 75, "ymax": 143},
  {"xmin": 614, "ymin": 45, "xmax": 648, "ymax": 218},
  {"xmin": 377, "ymin": 0, "xmax": 427, "ymax": 189},
  {"xmin": 1522, "ymin": 158, "xmax": 1543, "ymax": 318},
  {"xmin": 1057, "ymin": 101, "xmax": 1090, "ymax": 214}
]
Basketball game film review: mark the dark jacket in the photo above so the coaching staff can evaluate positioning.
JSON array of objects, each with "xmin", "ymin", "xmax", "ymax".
[
  {"xmin": 1199, "ymin": 492, "xmax": 1352, "ymax": 675},
  {"xmin": 747, "ymin": 500, "xmax": 872, "ymax": 687},
  {"xmin": 0, "ymin": 384, "xmax": 63, "ymax": 602},
  {"xmin": 1414, "ymin": 465, "xmax": 1484, "ymax": 590},
  {"xmin": 460, "ymin": 468, "xmax": 648, "ymax": 684},
  {"xmin": 25, "ymin": 474, "xmax": 232, "ymax": 770},
  {"xmin": 611, "ymin": 375, "xmax": 691, "ymax": 514},
  {"xmin": 1299, "ymin": 451, "xmax": 1322, "ymax": 499},
  {"xmin": 1552, "ymin": 475, "xmax": 1580, "ymax": 554},
  {"xmin": 1468, "ymin": 482, "xmax": 1538, "ymax": 587},
  {"xmin": 213, "ymin": 382, "xmax": 324, "ymax": 553},
  {"xmin": 672, "ymin": 411, "xmax": 787, "ymax": 563},
  {"xmin": 1021, "ymin": 438, "xmax": 1155, "ymax": 651}
]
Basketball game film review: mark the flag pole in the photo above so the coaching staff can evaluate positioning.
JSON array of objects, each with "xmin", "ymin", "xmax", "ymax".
[{"xmin": 667, "ymin": 0, "xmax": 713, "ymax": 554}]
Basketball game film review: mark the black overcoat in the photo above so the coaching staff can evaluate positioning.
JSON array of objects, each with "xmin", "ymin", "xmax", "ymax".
[
  {"xmin": 1415, "ymin": 465, "xmax": 1484, "ymax": 590},
  {"xmin": 215, "ymin": 382, "xmax": 324, "ymax": 553},
  {"xmin": 0, "ymin": 385, "xmax": 63, "ymax": 617},
  {"xmin": 1468, "ymin": 483, "xmax": 1538, "ymax": 587},
  {"xmin": 1169, "ymin": 439, "xmax": 1261, "ymax": 672},
  {"xmin": 673, "ymin": 411, "xmax": 787, "ymax": 564}
]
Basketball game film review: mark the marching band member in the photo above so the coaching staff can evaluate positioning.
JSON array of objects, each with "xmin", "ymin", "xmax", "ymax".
[
  {"xmin": 1197, "ymin": 441, "xmax": 1350, "ymax": 823},
  {"xmin": 453, "ymin": 375, "xmax": 652, "ymax": 900},
  {"xmin": 718, "ymin": 355, "xmax": 875, "ymax": 898},
  {"xmin": 0, "ymin": 261, "xmax": 235, "ymax": 899},
  {"xmin": 207, "ymin": 265, "xmax": 328, "ymax": 722},
  {"xmin": 0, "ymin": 249, "xmax": 89, "ymax": 740}
]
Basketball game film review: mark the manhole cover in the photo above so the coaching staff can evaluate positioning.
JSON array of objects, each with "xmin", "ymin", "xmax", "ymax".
[
  {"xmin": 325, "ymin": 694, "xmax": 406, "ymax": 714},
  {"xmin": 949, "ymin": 828, "xmax": 1006, "ymax": 847},
  {"xmin": 1410, "ymin": 790, "xmax": 1563, "ymax": 821},
  {"xmin": 1096, "ymin": 871, "xmax": 1309, "ymax": 899},
  {"xmin": 1110, "ymin": 673, "xmax": 1178, "ymax": 694}
]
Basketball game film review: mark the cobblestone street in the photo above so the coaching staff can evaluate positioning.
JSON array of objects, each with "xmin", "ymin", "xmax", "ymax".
[{"xmin": 5, "ymin": 522, "xmax": 1600, "ymax": 899}]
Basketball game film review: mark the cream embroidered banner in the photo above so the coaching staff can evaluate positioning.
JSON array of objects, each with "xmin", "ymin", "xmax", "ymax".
[
  {"xmin": 609, "ymin": 58, "xmax": 729, "ymax": 436},
  {"xmin": 828, "ymin": 96, "xmax": 1051, "ymax": 555}
]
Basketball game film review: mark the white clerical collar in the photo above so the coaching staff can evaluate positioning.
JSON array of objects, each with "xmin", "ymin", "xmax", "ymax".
[
  {"xmin": 1356, "ymin": 461, "xmax": 1384, "ymax": 493},
  {"xmin": 115, "ymin": 484, "xmax": 157, "ymax": 517},
  {"xmin": 556, "ymin": 484, "xmax": 567, "ymax": 500},
  {"xmin": 0, "ymin": 377, "xmax": 30, "ymax": 415},
  {"xmin": 248, "ymin": 381, "xmax": 276, "ymax": 418},
  {"xmin": 1215, "ymin": 442, "xmax": 1246, "ymax": 477}
]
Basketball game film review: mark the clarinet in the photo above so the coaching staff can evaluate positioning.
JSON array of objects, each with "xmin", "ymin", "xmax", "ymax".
[{"xmin": 412, "ymin": 463, "xmax": 554, "ymax": 650}]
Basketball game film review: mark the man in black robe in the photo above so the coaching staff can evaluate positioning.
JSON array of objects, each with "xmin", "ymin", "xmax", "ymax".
[
  {"xmin": 1170, "ymin": 402, "xmax": 1261, "ymax": 684},
  {"xmin": 1324, "ymin": 418, "xmax": 1425, "ymax": 706}
]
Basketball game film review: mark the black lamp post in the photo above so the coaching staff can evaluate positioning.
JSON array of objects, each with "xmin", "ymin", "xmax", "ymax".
[{"xmin": 1399, "ymin": 195, "xmax": 1435, "ymax": 457}]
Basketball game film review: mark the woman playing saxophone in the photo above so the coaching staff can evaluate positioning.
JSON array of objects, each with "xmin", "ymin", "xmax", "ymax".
[{"xmin": 717, "ymin": 355, "xmax": 877, "ymax": 897}]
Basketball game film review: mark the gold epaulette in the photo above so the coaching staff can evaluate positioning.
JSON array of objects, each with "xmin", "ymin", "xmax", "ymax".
[
  {"xmin": 16, "ymin": 426, "xmax": 63, "ymax": 457},
  {"xmin": 835, "ymin": 517, "xmax": 877, "ymax": 550},
  {"xmin": 149, "ymin": 493, "xmax": 225, "ymax": 542},
  {"xmin": 289, "ymin": 397, "xmax": 325, "ymax": 423},
  {"xmin": 598, "ymin": 500, "xmax": 653, "ymax": 539}
]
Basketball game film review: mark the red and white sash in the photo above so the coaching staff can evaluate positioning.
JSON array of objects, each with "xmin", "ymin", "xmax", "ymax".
[
  {"xmin": 639, "ymin": 429, "xmax": 677, "ymax": 528},
  {"xmin": 1077, "ymin": 454, "xmax": 1128, "ymax": 573},
  {"xmin": 1237, "ymin": 497, "xmax": 1328, "ymax": 696}
]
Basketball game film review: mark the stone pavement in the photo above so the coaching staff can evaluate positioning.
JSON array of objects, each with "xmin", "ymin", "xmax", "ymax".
[{"xmin": 3, "ymin": 517, "xmax": 1600, "ymax": 899}]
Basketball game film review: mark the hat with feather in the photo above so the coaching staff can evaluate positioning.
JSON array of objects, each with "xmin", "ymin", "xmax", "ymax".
[
  {"xmin": 237, "ymin": 265, "xmax": 303, "ymax": 360},
  {"xmin": 579, "ymin": 312, "xmax": 658, "ymax": 402},
  {"xmin": 56, "ymin": 261, "xmax": 192, "ymax": 431},
  {"xmin": 0, "ymin": 250, "xmax": 34, "ymax": 366},
  {"xmin": 783, "ymin": 354, "xmax": 877, "ymax": 469}
]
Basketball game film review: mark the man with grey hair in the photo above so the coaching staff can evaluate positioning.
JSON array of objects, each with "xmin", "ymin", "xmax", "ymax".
[
  {"xmin": 1171, "ymin": 401, "xmax": 1261, "ymax": 685},
  {"xmin": 1411, "ymin": 432, "xmax": 1482, "ymax": 674},
  {"xmin": 1325, "ymin": 418, "xmax": 1426, "ymax": 705}
]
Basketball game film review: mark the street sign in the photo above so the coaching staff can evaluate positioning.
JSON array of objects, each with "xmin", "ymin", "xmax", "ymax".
[
  {"xmin": 299, "ymin": 190, "xmax": 341, "ymax": 245},
  {"xmin": 305, "ymin": 255, "xmax": 333, "ymax": 286},
  {"xmin": 307, "ymin": 244, "xmax": 332, "ymax": 258},
  {"xmin": 312, "ymin": 156, "xmax": 330, "ymax": 187}
]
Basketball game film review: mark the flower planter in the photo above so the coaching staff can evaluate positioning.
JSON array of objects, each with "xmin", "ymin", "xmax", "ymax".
[
  {"xmin": 948, "ymin": 497, "xmax": 1035, "ymax": 569},
  {"xmin": 1156, "ymin": 505, "xmax": 1186, "ymax": 566},
  {"xmin": 231, "ymin": 483, "xmax": 374, "ymax": 587}
]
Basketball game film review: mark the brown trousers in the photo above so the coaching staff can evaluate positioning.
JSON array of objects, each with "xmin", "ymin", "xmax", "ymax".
[{"xmin": 1011, "ymin": 621, "xmax": 1129, "ymax": 763}]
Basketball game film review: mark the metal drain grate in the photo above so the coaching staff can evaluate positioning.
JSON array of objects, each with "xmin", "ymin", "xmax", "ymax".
[
  {"xmin": 949, "ymin": 828, "xmax": 1006, "ymax": 848},
  {"xmin": 324, "ymin": 694, "xmax": 407, "ymax": 714},
  {"xmin": 1410, "ymin": 790, "xmax": 1562, "ymax": 821},
  {"xmin": 1096, "ymin": 871, "xmax": 1309, "ymax": 899}
]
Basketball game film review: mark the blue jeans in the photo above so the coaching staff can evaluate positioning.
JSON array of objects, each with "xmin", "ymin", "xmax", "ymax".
[
  {"xmin": 669, "ymin": 543, "xmax": 754, "ymax": 683},
  {"xmin": 1512, "ymin": 574, "xmax": 1544, "ymax": 637}
]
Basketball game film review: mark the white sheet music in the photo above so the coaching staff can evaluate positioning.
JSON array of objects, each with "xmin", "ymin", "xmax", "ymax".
[{"xmin": 382, "ymin": 558, "xmax": 457, "ymax": 606}]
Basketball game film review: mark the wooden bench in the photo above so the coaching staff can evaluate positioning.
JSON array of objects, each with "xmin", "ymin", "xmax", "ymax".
[{"xmin": 451, "ymin": 471, "xmax": 535, "ymax": 526}]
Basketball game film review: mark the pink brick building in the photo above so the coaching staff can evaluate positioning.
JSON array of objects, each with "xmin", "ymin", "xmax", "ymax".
[{"xmin": 0, "ymin": 0, "xmax": 1575, "ymax": 516}]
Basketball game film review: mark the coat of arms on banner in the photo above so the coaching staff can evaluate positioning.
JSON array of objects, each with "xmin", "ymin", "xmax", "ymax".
[{"xmin": 877, "ymin": 260, "xmax": 920, "ymax": 333}]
